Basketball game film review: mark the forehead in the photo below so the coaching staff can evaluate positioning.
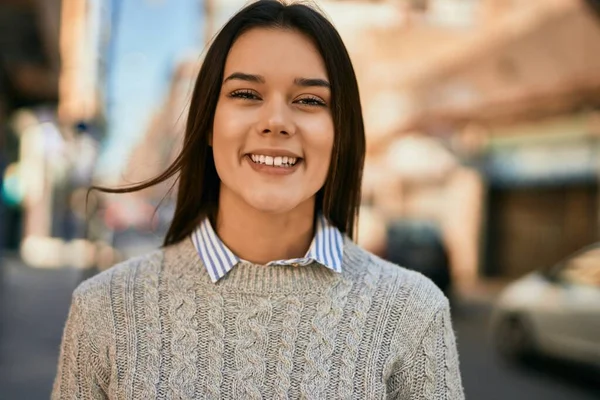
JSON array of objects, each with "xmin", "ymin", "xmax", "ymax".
[{"xmin": 224, "ymin": 27, "xmax": 328, "ymax": 79}]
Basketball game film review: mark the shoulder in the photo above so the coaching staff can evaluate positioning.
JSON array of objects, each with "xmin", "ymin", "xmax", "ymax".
[
  {"xmin": 343, "ymin": 239, "xmax": 448, "ymax": 310},
  {"xmin": 72, "ymin": 249, "xmax": 164, "ymax": 305},
  {"xmin": 342, "ymin": 240, "xmax": 449, "ymax": 345},
  {"xmin": 343, "ymin": 240, "xmax": 452, "ymax": 359},
  {"xmin": 62, "ymin": 250, "xmax": 164, "ymax": 354}
]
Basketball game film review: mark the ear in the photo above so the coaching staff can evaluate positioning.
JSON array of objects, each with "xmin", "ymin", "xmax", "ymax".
[{"xmin": 208, "ymin": 131, "xmax": 213, "ymax": 147}]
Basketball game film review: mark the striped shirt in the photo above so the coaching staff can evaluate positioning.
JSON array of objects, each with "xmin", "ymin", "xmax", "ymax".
[{"xmin": 191, "ymin": 214, "xmax": 344, "ymax": 282}]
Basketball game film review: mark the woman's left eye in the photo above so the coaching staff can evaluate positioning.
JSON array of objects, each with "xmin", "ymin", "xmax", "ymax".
[{"xmin": 296, "ymin": 96, "xmax": 326, "ymax": 107}]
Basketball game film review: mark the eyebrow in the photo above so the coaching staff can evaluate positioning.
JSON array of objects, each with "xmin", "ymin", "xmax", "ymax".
[
  {"xmin": 223, "ymin": 72, "xmax": 330, "ymax": 88},
  {"xmin": 223, "ymin": 72, "xmax": 265, "ymax": 84},
  {"xmin": 294, "ymin": 77, "xmax": 330, "ymax": 88}
]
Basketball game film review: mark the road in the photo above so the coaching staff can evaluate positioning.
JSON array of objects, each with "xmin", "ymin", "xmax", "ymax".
[
  {"xmin": 454, "ymin": 302, "xmax": 599, "ymax": 400},
  {"xmin": 0, "ymin": 256, "xmax": 598, "ymax": 399}
]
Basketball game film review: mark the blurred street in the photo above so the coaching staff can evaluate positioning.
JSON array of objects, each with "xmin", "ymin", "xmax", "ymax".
[{"xmin": 0, "ymin": 256, "xmax": 598, "ymax": 400}]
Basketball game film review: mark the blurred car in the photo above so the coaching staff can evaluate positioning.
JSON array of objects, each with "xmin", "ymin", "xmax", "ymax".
[
  {"xmin": 385, "ymin": 219, "xmax": 451, "ymax": 294},
  {"xmin": 490, "ymin": 244, "xmax": 600, "ymax": 367}
]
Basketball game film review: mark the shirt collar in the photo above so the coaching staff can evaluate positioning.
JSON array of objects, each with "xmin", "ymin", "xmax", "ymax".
[{"xmin": 191, "ymin": 214, "xmax": 344, "ymax": 283}]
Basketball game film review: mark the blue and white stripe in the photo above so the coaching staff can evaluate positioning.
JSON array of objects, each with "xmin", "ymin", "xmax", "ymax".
[{"xmin": 191, "ymin": 214, "xmax": 344, "ymax": 283}]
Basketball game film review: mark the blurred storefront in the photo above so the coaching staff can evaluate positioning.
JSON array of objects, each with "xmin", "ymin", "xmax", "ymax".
[{"xmin": 483, "ymin": 113, "xmax": 600, "ymax": 279}]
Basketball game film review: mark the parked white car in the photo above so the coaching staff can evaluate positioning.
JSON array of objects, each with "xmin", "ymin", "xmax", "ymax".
[{"xmin": 490, "ymin": 244, "xmax": 600, "ymax": 367}]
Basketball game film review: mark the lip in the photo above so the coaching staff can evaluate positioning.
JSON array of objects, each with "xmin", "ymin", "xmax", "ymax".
[{"xmin": 244, "ymin": 154, "xmax": 301, "ymax": 176}]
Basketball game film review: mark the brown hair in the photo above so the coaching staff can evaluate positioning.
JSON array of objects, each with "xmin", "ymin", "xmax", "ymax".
[{"xmin": 93, "ymin": 0, "xmax": 366, "ymax": 246}]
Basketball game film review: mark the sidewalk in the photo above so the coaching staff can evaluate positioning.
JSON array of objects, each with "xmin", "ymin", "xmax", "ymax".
[
  {"xmin": 0, "ymin": 255, "xmax": 84, "ymax": 399},
  {"xmin": 451, "ymin": 278, "xmax": 511, "ymax": 320},
  {"xmin": 455, "ymin": 278, "xmax": 511, "ymax": 305}
]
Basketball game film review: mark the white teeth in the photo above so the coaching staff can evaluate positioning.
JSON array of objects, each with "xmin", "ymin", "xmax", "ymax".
[{"xmin": 249, "ymin": 154, "xmax": 299, "ymax": 167}]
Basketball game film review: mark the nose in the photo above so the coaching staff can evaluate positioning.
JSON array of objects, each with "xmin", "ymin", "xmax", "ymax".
[{"xmin": 258, "ymin": 97, "xmax": 295, "ymax": 136}]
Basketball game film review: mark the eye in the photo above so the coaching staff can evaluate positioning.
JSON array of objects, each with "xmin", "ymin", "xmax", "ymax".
[
  {"xmin": 228, "ymin": 89, "xmax": 261, "ymax": 101},
  {"xmin": 295, "ymin": 96, "xmax": 327, "ymax": 107}
]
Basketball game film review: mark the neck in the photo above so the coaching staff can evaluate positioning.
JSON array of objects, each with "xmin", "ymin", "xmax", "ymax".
[{"xmin": 215, "ymin": 189, "xmax": 316, "ymax": 265}]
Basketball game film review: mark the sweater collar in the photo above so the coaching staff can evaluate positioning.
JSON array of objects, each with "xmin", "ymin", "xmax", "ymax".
[{"xmin": 190, "ymin": 213, "xmax": 344, "ymax": 283}]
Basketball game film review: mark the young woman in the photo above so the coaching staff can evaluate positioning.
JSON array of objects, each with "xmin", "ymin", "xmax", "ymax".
[{"xmin": 52, "ymin": 1, "xmax": 464, "ymax": 399}]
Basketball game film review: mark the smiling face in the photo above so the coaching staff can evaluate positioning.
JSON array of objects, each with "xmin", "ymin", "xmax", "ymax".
[{"xmin": 212, "ymin": 27, "xmax": 334, "ymax": 216}]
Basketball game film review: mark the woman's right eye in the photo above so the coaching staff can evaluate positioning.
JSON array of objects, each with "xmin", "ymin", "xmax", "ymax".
[{"xmin": 228, "ymin": 90, "xmax": 260, "ymax": 100}]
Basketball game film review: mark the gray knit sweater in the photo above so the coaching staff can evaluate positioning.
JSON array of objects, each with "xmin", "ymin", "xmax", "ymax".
[{"xmin": 52, "ymin": 237, "xmax": 464, "ymax": 399}]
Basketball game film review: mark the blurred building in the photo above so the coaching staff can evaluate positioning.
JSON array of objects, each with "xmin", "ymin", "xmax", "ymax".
[
  {"xmin": 109, "ymin": 60, "xmax": 199, "ymax": 236},
  {"xmin": 417, "ymin": 0, "xmax": 600, "ymax": 280},
  {"xmin": 315, "ymin": 0, "xmax": 600, "ymax": 284},
  {"xmin": 58, "ymin": 0, "xmax": 105, "ymax": 126},
  {"xmin": 8, "ymin": 0, "xmax": 204, "ymax": 268},
  {"xmin": 312, "ymin": 0, "xmax": 486, "ymax": 285},
  {"xmin": 123, "ymin": 61, "xmax": 198, "ymax": 197},
  {"xmin": 0, "ymin": 0, "xmax": 105, "ymax": 268},
  {"xmin": 91, "ymin": 0, "xmax": 202, "ymax": 244},
  {"xmin": 364, "ymin": 0, "xmax": 600, "ymax": 281},
  {"xmin": 0, "ymin": 0, "xmax": 62, "ymax": 252}
]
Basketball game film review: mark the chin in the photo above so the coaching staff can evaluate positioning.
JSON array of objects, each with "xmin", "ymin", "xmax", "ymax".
[{"xmin": 244, "ymin": 191, "xmax": 302, "ymax": 214}]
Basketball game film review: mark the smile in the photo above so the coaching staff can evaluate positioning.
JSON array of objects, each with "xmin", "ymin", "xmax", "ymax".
[{"xmin": 249, "ymin": 154, "xmax": 298, "ymax": 168}]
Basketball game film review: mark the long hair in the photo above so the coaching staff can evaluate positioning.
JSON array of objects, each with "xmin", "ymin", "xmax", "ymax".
[{"xmin": 94, "ymin": 0, "xmax": 366, "ymax": 246}]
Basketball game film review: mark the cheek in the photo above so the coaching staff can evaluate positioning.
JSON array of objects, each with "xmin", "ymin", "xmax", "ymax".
[
  {"xmin": 213, "ymin": 102, "xmax": 240, "ymax": 143},
  {"xmin": 304, "ymin": 117, "xmax": 335, "ymax": 173},
  {"xmin": 211, "ymin": 103, "xmax": 246, "ymax": 166},
  {"xmin": 211, "ymin": 111, "xmax": 239, "ymax": 183}
]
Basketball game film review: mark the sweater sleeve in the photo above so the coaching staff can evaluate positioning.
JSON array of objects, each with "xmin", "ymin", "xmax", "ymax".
[
  {"xmin": 387, "ymin": 303, "xmax": 465, "ymax": 400},
  {"xmin": 52, "ymin": 291, "xmax": 109, "ymax": 399}
]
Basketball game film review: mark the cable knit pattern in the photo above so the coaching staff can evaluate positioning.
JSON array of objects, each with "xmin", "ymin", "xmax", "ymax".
[
  {"xmin": 167, "ymin": 261, "xmax": 198, "ymax": 399},
  {"xmin": 109, "ymin": 262, "xmax": 136, "ymax": 398},
  {"xmin": 58, "ymin": 293, "xmax": 81, "ymax": 396},
  {"xmin": 301, "ymin": 278, "xmax": 353, "ymax": 399},
  {"xmin": 52, "ymin": 237, "xmax": 464, "ymax": 399},
  {"xmin": 422, "ymin": 319, "xmax": 438, "ymax": 400},
  {"xmin": 442, "ymin": 308, "xmax": 462, "ymax": 400},
  {"xmin": 203, "ymin": 289, "xmax": 226, "ymax": 399},
  {"xmin": 156, "ymin": 263, "xmax": 173, "ymax": 399},
  {"xmin": 273, "ymin": 294, "xmax": 303, "ymax": 399},
  {"xmin": 337, "ymin": 265, "xmax": 379, "ymax": 399},
  {"xmin": 136, "ymin": 253, "xmax": 162, "ymax": 400},
  {"xmin": 233, "ymin": 294, "xmax": 271, "ymax": 399}
]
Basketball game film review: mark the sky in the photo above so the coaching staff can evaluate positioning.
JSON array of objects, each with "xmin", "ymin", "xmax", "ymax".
[{"xmin": 95, "ymin": 0, "xmax": 202, "ymax": 181}]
